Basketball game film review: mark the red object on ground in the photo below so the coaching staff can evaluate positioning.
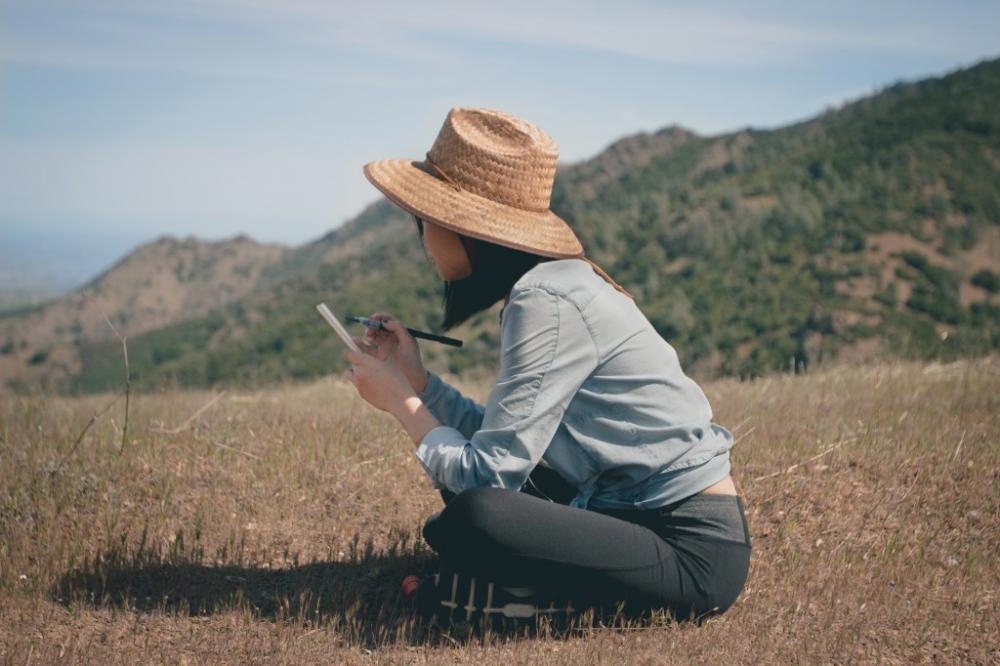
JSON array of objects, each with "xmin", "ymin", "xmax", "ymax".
[{"xmin": 401, "ymin": 575, "xmax": 421, "ymax": 599}]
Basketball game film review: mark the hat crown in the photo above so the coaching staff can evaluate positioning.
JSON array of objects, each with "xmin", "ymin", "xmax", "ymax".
[{"xmin": 425, "ymin": 108, "xmax": 559, "ymax": 213}]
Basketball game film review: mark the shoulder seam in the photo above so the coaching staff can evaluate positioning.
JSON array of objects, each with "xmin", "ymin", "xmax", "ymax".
[
  {"xmin": 510, "ymin": 281, "xmax": 598, "ymax": 308},
  {"xmin": 513, "ymin": 264, "xmax": 602, "ymax": 310}
]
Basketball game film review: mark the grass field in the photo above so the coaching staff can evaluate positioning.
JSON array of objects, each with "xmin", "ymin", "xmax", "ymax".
[{"xmin": 1, "ymin": 358, "xmax": 998, "ymax": 664}]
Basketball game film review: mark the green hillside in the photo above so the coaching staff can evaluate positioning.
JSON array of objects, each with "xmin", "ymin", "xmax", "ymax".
[{"xmin": 70, "ymin": 57, "xmax": 1000, "ymax": 393}]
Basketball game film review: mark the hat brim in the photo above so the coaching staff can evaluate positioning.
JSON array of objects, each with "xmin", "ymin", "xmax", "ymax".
[{"xmin": 363, "ymin": 158, "xmax": 585, "ymax": 259}]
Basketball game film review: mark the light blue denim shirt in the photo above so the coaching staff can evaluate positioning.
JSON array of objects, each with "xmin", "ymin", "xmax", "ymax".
[{"xmin": 414, "ymin": 257, "xmax": 734, "ymax": 511}]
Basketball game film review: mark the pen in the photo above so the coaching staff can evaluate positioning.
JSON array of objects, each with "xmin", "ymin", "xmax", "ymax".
[{"xmin": 347, "ymin": 316, "xmax": 464, "ymax": 348}]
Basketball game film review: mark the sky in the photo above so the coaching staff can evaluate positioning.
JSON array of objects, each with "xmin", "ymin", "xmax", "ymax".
[{"xmin": 1, "ymin": 1, "xmax": 998, "ymax": 291}]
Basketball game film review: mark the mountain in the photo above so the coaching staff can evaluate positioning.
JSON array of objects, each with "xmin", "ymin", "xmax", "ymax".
[
  {"xmin": 0, "ymin": 228, "xmax": 156, "ymax": 313},
  {"xmin": 4, "ymin": 57, "xmax": 999, "ymax": 393},
  {"xmin": 0, "ymin": 235, "xmax": 287, "ymax": 390}
]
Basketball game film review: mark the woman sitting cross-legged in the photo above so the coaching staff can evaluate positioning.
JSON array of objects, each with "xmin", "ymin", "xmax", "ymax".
[{"xmin": 341, "ymin": 107, "xmax": 751, "ymax": 629}]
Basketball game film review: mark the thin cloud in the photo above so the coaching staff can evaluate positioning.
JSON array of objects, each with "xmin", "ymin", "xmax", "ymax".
[
  {"xmin": 4, "ymin": 0, "xmax": 996, "ymax": 78},
  {"xmin": 2, "ymin": 0, "xmax": 997, "ymax": 245}
]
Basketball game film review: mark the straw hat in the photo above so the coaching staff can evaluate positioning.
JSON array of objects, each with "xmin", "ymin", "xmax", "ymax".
[{"xmin": 362, "ymin": 107, "xmax": 634, "ymax": 297}]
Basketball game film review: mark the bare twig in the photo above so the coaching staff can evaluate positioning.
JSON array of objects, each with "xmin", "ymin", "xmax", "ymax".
[
  {"xmin": 950, "ymin": 430, "xmax": 966, "ymax": 463},
  {"xmin": 52, "ymin": 389, "xmax": 127, "ymax": 474},
  {"xmin": 93, "ymin": 300, "xmax": 131, "ymax": 456},
  {"xmin": 753, "ymin": 435, "xmax": 858, "ymax": 482},
  {"xmin": 331, "ymin": 454, "xmax": 399, "ymax": 488},
  {"xmin": 228, "ymin": 395, "xmax": 273, "ymax": 404},
  {"xmin": 153, "ymin": 391, "xmax": 228, "ymax": 434},
  {"xmin": 890, "ymin": 469, "xmax": 922, "ymax": 506},
  {"xmin": 729, "ymin": 416, "xmax": 752, "ymax": 434},
  {"xmin": 214, "ymin": 441, "xmax": 260, "ymax": 460}
]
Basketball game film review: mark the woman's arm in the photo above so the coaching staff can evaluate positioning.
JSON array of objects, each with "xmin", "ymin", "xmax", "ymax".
[
  {"xmin": 343, "ymin": 288, "xmax": 598, "ymax": 494},
  {"xmin": 344, "ymin": 312, "xmax": 483, "ymax": 441},
  {"xmin": 391, "ymin": 394, "xmax": 444, "ymax": 446},
  {"xmin": 413, "ymin": 286, "xmax": 599, "ymax": 495},
  {"xmin": 416, "ymin": 370, "xmax": 486, "ymax": 439},
  {"xmin": 356, "ymin": 312, "xmax": 487, "ymax": 439},
  {"xmin": 340, "ymin": 346, "xmax": 446, "ymax": 448}
]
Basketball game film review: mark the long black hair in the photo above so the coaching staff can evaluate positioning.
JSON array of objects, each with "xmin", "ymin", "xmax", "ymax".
[{"xmin": 413, "ymin": 214, "xmax": 552, "ymax": 331}]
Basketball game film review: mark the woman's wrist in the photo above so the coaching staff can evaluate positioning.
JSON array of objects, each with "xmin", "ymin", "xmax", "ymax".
[
  {"xmin": 413, "ymin": 368, "xmax": 430, "ymax": 394},
  {"xmin": 391, "ymin": 393, "xmax": 441, "ymax": 446}
]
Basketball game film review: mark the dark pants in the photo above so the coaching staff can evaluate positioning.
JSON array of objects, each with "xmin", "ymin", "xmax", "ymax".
[{"xmin": 424, "ymin": 466, "xmax": 751, "ymax": 622}]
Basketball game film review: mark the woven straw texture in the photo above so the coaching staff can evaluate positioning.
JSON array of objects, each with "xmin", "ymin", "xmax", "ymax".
[{"xmin": 363, "ymin": 107, "xmax": 585, "ymax": 258}]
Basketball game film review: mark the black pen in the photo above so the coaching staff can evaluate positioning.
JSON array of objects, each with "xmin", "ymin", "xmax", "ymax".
[{"xmin": 347, "ymin": 316, "xmax": 464, "ymax": 348}]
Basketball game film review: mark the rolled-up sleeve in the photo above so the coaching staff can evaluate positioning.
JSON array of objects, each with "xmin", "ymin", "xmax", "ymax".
[{"xmin": 414, "ymin": 286, "xmax": 599, "ymax": 494}]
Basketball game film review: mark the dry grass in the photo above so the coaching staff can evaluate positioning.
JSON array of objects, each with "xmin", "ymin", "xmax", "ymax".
[{"xmin": 1, "ymin": 358, "xmax": 998, "ymax": 664}]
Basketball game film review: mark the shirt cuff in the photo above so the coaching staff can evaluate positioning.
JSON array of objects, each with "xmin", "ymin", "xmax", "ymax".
[{"xmin": 414, "ymin": 424, "xmax": 469, "ymax": 491}]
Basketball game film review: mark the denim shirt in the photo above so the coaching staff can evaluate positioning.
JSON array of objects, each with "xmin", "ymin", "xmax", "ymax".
[{"xmin": 414, "ymin": 257, "xmax": 734, "ymax": 511}]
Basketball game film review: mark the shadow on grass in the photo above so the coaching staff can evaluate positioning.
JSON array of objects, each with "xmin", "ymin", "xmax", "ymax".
[
  {"xmin": 51, "ymin": 526, "xmax": 686, "ymax": 647},
  {"xmin": 48, "ymin": 528, "xmax": 637, "ymax": 647}
]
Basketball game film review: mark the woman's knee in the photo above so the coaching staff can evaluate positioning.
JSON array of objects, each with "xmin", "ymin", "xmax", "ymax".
[
  {"xmin": 445, "ymin": 486, "xmax": 508, "ymax": 529},
  {"xmin": 422, "ymin": 486, "xmax": 508, "ymax": 554},
  {"xmin": 430, "ymin": 486, "xmax": 517, "ymax": 547}
]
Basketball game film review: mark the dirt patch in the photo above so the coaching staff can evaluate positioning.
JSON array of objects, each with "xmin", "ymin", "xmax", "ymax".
[
  {"xmin": 691, "ymin": 131, "xmax": 753, "ymax": 180},
  {"xmin": 830, "ymin": 309, "xmax": 882, "ymax": 332},
  {"xmin": 742, "ymin": 193, "xmax": 779, "ymax": 213},
  {"xmin": 832, "ymin": 336, "xmax": 884, "ymax": 365},
  {"xmin": 960, "ymin": 225, "xmax": 1000, "ymax": 273},
  {"xmin": 834, "ymin": 276, "xmax": 879, "ymax": 301},
  {"xmin": 866, "ymin": 231, "xmax": 952, "ymax": 285},
  {"xmin": 663, "ymin": 257, "xmax": 692, "ymax": 274}
]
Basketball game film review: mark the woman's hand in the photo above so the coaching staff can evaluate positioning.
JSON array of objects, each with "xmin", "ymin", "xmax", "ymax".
[
  {"xmin": 341, "ymin": 336, "xmax": 417, "ymax": 414},
  {"xmin": 361, "ymin": 311, "xmax": 429, "ymax": 393}
]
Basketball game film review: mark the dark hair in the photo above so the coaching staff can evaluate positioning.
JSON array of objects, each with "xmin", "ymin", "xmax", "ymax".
[{"xmin": 413, "ymin": 214, "xmax": 552, "ymax": 331}]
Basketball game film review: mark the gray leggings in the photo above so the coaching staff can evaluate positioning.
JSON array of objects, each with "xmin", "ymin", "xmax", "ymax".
[{"xmin": 425, "ymin": 466, "xmax": 751, "ymax": 622}]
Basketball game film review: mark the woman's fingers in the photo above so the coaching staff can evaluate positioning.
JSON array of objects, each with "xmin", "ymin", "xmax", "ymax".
[
  {"xmin": 351, "ymin": 335, "xmax": 377, "ymax": 355},
  {"xmin": 380, "ymin": 318, "xmax": 413, "ymax": 346},
  {"xmin": 364, "ymin": 312, "xmax": 400, "ymax": 347},
  {"xmin": 344, "ymin": 347, "xmax": 373, "ymax": 365}
]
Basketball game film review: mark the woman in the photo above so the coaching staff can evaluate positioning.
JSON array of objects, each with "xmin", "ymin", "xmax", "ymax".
[{"xmin": 342, "ymin": 107, "xmax": 750, "ymax": 627}]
